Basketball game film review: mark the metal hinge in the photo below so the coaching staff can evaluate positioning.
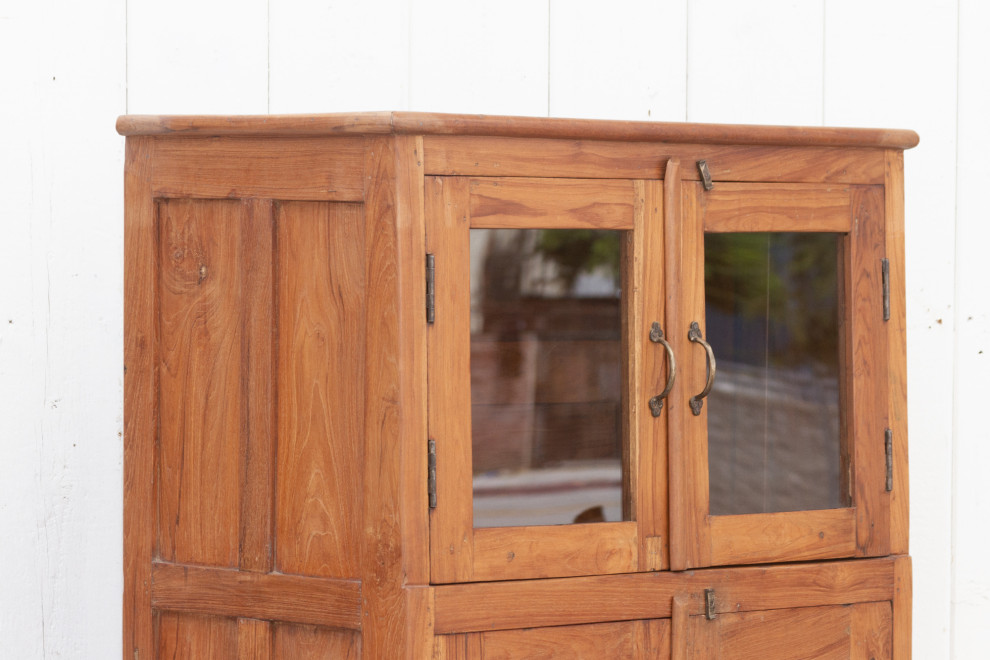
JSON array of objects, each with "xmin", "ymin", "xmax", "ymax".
[
  {"xmin": 882, "ymin": 258, "xmax": 890, "ymax": 322},
  {"xmin": 884, "ymin": 429, "xmax": 894, "ymax": 493},
  {"xmin": 697, "ymin": 160, "xmax": 713, "ymax": 191},
  {"xmin": 704, "ymin": 589, "xmax": 717, "ymax": 620},
  {"xmin": 428, "ymin": 438, "xmax": 437, "ymax": 509},
  {"xmin": 426, "ymin": 253, "xmax": 436, "ymax": 324}
]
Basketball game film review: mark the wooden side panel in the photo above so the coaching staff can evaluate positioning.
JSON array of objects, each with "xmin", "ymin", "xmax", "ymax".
[
  {"xmin": 423, "ymin": 136, "xmax": 887, "ymax": 184},
  {"xmin": 151, "ymin": 562, "xmax": 362, "ymax": 630},
  {"xmin": 884, "ymin": 150, "xmax": 909, "ymax": 555},
  {"xmin": 848, "ymin": 186, "xmax": 891, "ymax": 557},
  {"xmin": 701, "ymin": 183, "xmax": 852, "ymax": 233},
  {"xmin": 275, "ymin": 201, "xmax": 366, "ymax": 580},
  {"xmin": 709, "ymin": 508, "xmax": 857, "ymax": 566},
  {"xmin": 152, "ymin": 136, "xmax": 367, "ymax": 201},
  {"xmin": 158, "ymin": 199, "xmax": 256, "ymax": 567},
  {"xmin": 426, "ymin": 176, "xmax": 475, "ymax": 584},
  {"xmin": 467, "ymin": 177, "xmax": 636, "ymax": 229},
  {"xmin": 123, "ymin": 136, "xmax": 156, "ymax": 659},
  {"xmin": 157, "ymin": 612, "xmax": 239, "ymax": 659},
  {"xmin": 237, "ymin": 618, "xmax": 273, "ymax": 660},
  {"xmin": 273, "ymin": 624, "xmax": 361, "ymax": 659}
]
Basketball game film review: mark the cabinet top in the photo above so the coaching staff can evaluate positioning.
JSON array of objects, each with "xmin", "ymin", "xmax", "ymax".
[{"xmin": 116, "ymin": 111, "xmax": 918, "ymax": 149}]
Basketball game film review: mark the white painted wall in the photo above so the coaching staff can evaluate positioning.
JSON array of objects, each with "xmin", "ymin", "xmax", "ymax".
[{"xmin": 1, "ymin": 1, "xmax": 986, "ymax": 656}]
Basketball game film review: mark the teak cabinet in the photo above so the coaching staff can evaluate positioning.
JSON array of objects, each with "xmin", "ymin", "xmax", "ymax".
[{"xmin": 119, "ymin": 112, "xmax": 916, "ymax": 659}]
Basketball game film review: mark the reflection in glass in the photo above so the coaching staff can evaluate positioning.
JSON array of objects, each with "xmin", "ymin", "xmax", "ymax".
[
  {"xmin": 705, "ymin": 233, "xmax": 844, "ymax": 515},
  {"xmin": 470, "ymin": 229, "xmax": 626, "ymax": 528}
]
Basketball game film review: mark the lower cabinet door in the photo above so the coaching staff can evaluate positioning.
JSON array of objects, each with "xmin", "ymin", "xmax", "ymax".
[
  {"xmin": 435, "ymin": 619, "xmax": 670, "ymax": 659},
  {"xmin": 680, "ymin": 602, "xmax": 892, "ymax": 660}
]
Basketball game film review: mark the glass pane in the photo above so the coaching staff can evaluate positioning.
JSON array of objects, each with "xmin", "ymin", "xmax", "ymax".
[
  {"xmin": 705, "ymin": 233, "xmax": 844, "ymax": 515},
  {"xmin": 470, "ymin": 228, "xmax": 626, "ymax": 528}
]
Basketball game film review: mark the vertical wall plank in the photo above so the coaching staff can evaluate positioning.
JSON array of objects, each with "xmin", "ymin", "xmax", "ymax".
[
  {"xmin": 0, "ymin": 0, "xmax": 126, "ymax": 656},
  {"xmin": 952, "ymin": 0, "xmax": 990, "ymax": 655},
  {"xmin": 269, "ymin": 0, "xmax": 409, "ymax": 112},
  {"xmin": 126, "ymin": 0, "xmax": 268, "ymax": 113},
  {"xmin": 824, "ymin": 3, "xmax": 958, "ymax": 656},
  {"xmin": 686, "ymin": 0, "xmax": 824, "ymax": 125},
  {"xmin": 409, "ymin": 0, "xmax": 550, "ymax": 115},
  {"xmin": 549, "ymin": 0, "xmax": 687, "ymax": 121}
]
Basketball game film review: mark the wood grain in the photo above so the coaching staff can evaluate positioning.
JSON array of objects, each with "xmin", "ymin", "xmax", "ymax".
[
  {"xmin": 668, "ymin": 177, "xmax": 712, "ymax": 570},
  {"xmin": 151, "ymin": 562, "xmax": 361, "ymax": 630},
  {"xmin": 885, "ymin": 150, "xmax": 910, "ymax": 555},
  {"xmin": 361, "ymin": 135, "xmax": 410, "ymax": 655},
  {"xmin": 479, "ymin": 620, "xmax": 662, "ymax": 659},
  {"xmin": 433, "ymin": 557, "xmax": 897, "ymax": 634},
  {"xmin": 424, "ymin": 136, "xmax": 887, "ymax": 184},
  {"xmin": 686, "ymin": 604, "xmax": 865, "ymax": 659},
  {"xmin": 700, "ymin": 183, "xmax": 852, "ymax": 233},
  {"xmin": 893, "ymin": 556, "xmax": 912, "ymax": 659},
  {"xmin": 426, "ymin": 176, "xmax": 475, "ymax": 584},
  {"xmin": 471, "ymin": 522, "xmax": 638, "ymax": 582},
  {"xmin": 851, "ymin": 601, "xmax": 893, "ymax": 660},
  {"xmin": 394, "ymin": 135, "xmax": 431, "ymax": 589},
  {"xmin": 708, "ymin": 508, "xmax": 857, "ymax": 566},
  {"xmin": 672, "ymin": 595, "xmax": 690, "ymax": 660},
  {"xmin": 157, "ymin": 612, "xmax": 238, "ymax": 659},
  {"xmin": 123, "ymin": 135, "xmax": 156, "ymax": 659},
  {"xmin": 117, "ymin": 111, "xmax": 920, "ymax": 149},
  {"xmin": 158, "ymin": 198, "xmax": 245, "ymax": 568},
  {"xmin": 849, "ymin": 186, "xmax": 891, "ymax": 557},
  {"xmin": 467, "ymin": 177, "xmax": 635, "ymax": 229},
  {"xmin": 239, "ymin": 199, "xmax": 275, "ymax": 574},
  {"xmin": 273, "ymin": 624, "xmax": 361, "ymax": 659},
  {"xmin": 237, "ymin": 618, "xmax": 273, "ymax": 659},
  {"xmin": 152, "ymin": 136, "xmax": 366, "ymax": 201},
  {"xmin": 275, "ymin": 201, "xmax": 365, "ymax": 580}
]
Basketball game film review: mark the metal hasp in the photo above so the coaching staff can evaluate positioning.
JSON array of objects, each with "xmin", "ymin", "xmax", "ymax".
[
  {"xmin": 648, "ymin": 322, "xmax": 677, "ymax": 417},
  {"xmin": 882, "ymin": 258, "xmax": 891, "ymax": 321},
  {"xmin": 697, "ymin": 160, "xmax": 713, "ymax": 191},
  {"xmin": 688, "ymin": 322, "xmax": 717, "ymax": 416},
  {"xmin": 704, "ymin": 589, "xmax": 717, "ymax": 620},
  {"xmin": 883, "ymin": 429, "xmax": 894, "ymax": 493},
  {"xmin": 428, "ymin": 438, "xmax": 438, "ymax": 509},
  {"xmin": 426, "ymin": 253, "xmax": 436, "ymax": 324}
]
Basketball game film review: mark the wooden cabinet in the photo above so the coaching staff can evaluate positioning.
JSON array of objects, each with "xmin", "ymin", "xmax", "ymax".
[{"xmin": 119, "ymin": 112, "xmax": 916, "ymax": 659}]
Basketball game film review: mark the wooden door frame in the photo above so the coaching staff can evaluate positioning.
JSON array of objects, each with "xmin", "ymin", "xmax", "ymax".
[
  {"xmin": 426, "ymin": 174, "xmax": 667, "ymax": 583},
  {"xmin": 667, "ymin": 177, "xmax": 891, "ymax": 570}
]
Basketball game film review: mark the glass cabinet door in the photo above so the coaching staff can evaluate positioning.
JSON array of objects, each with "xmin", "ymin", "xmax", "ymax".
[
  {"xmin": 667, "ymin": 179, "xmax": 890, "ymax": 569},
  {"xmin": 427, "ymin": 176, "xmax": 667, "ymax": 583}
]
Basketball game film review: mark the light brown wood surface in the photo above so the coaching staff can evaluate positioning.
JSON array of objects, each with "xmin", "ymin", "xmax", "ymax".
[
  {"xmin": 425, "ymin": 137, "xmax": 888, "ymax": 185},
  {"xmin": 117, "ymin": 111, "xmax": 920, "ymax": 149},
  {"xmin": 275, "ymin": 201, "xmax": 365, "ymax": 580},
  {"xmin": 433, "ymin": 557, "xmax": 897, "ymax": 634},
  {"xmin": 122, "ymin": 114, "xmax": 914, "ymax": 658},
  {"xmin": 468, "ymin": 177, "xmax": 635, "ymax": 229},
  {"xmin": 123, "ymin": 135, "xmax": 156, "ymax": 660}
]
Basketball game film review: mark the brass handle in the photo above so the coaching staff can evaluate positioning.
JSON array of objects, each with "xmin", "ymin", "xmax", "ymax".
[
  {"xmin": 648, "ymin": 323, "xmax": 676, "ymax": 417},
  {"xmin": 688, "ymin": 321, "xmax": 716, "ymax": 416}
]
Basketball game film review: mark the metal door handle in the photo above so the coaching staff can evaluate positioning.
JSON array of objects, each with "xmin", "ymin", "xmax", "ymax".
[
  {"xmin": 648, "ymin": 322, "xmax": 676, "ymax": 417},
  {"xmin": 688, "ymin": 321, "xmax": 716, "ymax": 416}
]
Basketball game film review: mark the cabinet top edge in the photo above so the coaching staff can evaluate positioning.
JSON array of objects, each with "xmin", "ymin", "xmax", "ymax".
[{"xmin": 115, "ymin": 111, "xmax": 919, "ymax": 149}]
